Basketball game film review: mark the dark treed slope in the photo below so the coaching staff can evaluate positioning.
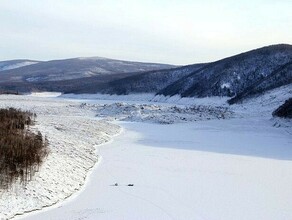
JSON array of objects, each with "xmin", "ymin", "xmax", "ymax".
[
  {"xmin": 229, "ymin": 61, "xmax": 292, "ymax": 103},
  {"xmin": 0, "ymin": 72, "xmax": 141, "ymax": 94},
  {"xmin": 100, "ymin": 63, "xmax": 206, "ymax": 95},
  {"xmin": 158, "ymin": 44, "xmax": 292, "ymax": 103}
]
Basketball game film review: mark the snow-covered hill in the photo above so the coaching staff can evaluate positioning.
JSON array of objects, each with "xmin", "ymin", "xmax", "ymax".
[
  {"xmin": 0, "ymin": 60, "xmax": 39, "ymax": 71},
  {"xmin": 1, "ymin": 44, "xmax": 291, "ymax": 105},
  {"xmin": 159, "ymin": 44, "xmax": 292, "ymax": 103},
  {"xmin": 94, "ymin": 44, "xmax": 292, "ymax": 104}
]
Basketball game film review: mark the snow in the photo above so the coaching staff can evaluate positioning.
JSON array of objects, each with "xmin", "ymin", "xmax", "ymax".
[
  {"xmin": 231, "ymin": 84, "xmax": 292, "ymax": 117},
  {"xmin": 0, "ymin": 89, "xmax": 291, "ymax": 220},
  {"xmin": 152, "ymin": 94, "xmax": 229, "ymax": 106},
  {"xmin": 80, "ymin": 102, "xmax": 233, "ymax": 124},
  {"xmin": 27, "ymin": 92, "xmax": 62, "ymax": 98},
  {"xmin": 61, "ymin": 93, "xmax": 230, "ymax": 106},
  {"xmin": 0, "ymin": 95, "xmax": 121, "ymax": 220},
  {"xmin": 61, "ymin": 93, "xmax": 155, "ymax": 102},
  {"xmin": 26, "ymin": 77, "xmax": 43, "ymax": 82},
  {"xmin": 221, "ymin": 82, "xmax": 231, "ymax": 89},
  {"xmin": 0, "ymin": 61, "xmax": 38, "ymax": 71},
  {"xmin": 61, "ymin": 93, "xmax": 232, "ymax": 124},
  {"xmin": 77, "ymin": 56, "xmax": 108, "ymax": 60},
  {"xmin": 17, "ymin": 119, "xmax": 292, "ymax": 220}
]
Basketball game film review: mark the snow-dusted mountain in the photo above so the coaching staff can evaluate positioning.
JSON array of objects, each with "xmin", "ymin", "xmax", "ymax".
[
  {"xmin": 228, "ymin": 59, "xmax": 292, "ymax": 103},
  {"xmin": 0, "ymin": 44, "xmax": 291, "ymax": 104},
  {"xmin": 100, "ymin": 44, "xmax": 292, "ymax": 103},
  {"xmin": 0, "ymin": 57, "xmax": 175, "ymax": 83},
  {"xmin": 158, "ymin": 44, "xmax": 292, "ymax": 103},
  {"xmin": 0, "ymin": 60, "xmax": 39, "ymax": 71}
]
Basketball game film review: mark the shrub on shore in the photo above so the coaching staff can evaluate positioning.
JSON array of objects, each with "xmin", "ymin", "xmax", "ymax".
[
  {"xmin": 0, "ymin": 108, "xmax": 48, "ymax": 189},
  {"xmin": 0, "ymin": 90, "xmax": 19, "ymax": 95},
  {"xmin": 273, "ymin": 98, "xmax": 292, "ymax": 118}
]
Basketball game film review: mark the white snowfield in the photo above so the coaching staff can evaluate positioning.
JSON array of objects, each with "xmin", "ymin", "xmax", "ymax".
[{"xmin": 0, "ymin": 84, "xmax": 291, "ymax": 220}]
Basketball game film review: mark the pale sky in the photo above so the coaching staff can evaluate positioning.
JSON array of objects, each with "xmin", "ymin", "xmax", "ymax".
[{"xmin": 0, "ymin": 0, "xmax": 291, "ymax": 65}]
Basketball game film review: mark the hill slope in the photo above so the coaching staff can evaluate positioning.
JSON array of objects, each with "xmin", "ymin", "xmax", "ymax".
[
  {"xmin": 100, "ymin": 63, "xmax": 206, "ymax": 95},
  {"xmin": 0, "ymin": 60, "xmax": 40, "ymax": 71},
  {"xmin": 0, "ymin": 44, "xmax": 291, "ymax": 103},
  {"xmin": 158, "ymin": 44, "xmax": 292, "ymax": 103},
  {"xmin": 0, "ymin": 57, "xmax": 175, "ymax": 83}
]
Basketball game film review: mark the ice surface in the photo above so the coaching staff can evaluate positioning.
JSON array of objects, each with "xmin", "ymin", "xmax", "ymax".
[{"xmin": 18, "ymin": 119, "xmax": 292, "ymax": 220}]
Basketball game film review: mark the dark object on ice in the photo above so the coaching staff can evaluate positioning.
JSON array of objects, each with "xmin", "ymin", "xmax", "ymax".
[
  {"xmin": 273, "ymin": 98, "xmax": 292, "ymax": 118},
  {"xmin": 114, "ymin": 183, "xmax": 118, "ymax": 186},
  {"xmin": 127, "ymin": 184, "xmax": 134, "ymax": 186}
]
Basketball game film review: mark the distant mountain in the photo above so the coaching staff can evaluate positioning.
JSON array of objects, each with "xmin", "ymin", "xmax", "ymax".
[
  {"xmin": 0, "ymin": 60, "xmax": 40, "ymax": 71},
  {"xmin": 0, "ymin": 57, "xmax": 176, "ymax": 83}
]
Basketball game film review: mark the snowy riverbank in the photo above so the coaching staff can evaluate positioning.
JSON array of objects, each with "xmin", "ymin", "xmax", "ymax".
[{"xmin": 0, "ymin": 95, "xmax": 121, "ymax": 219}]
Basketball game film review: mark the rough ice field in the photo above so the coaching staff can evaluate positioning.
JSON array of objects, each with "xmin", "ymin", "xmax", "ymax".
[{"xmin": 80, "ymin": 102, "xmax": 233, "ymax": 124}]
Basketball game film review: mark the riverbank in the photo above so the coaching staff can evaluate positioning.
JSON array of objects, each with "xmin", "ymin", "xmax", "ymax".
[{"xmin": 0, "ymin": 95, "xmax": 121, "ymax": 219}]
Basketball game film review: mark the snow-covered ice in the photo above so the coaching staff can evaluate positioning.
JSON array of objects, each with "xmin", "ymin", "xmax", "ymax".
[
  {"xmin": 17, "ymin": 119, "xmax": 292, "ymax": 220},
  {"xmin": 0, "ymin": 89, "xmax": 291, "ymax": 220}
]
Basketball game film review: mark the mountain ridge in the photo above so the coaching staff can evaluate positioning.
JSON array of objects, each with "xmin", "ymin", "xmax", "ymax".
[
  {"xmin": 0, "ymin": 44, "xmax": 291, "ymax": 104},
  {"xmin": 99, "ymin": 44, "xmax": 292, "ymax": 104},
  {"xmin": 0, "ymin": 57, "xmax": 176, "ymax": 83}
]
